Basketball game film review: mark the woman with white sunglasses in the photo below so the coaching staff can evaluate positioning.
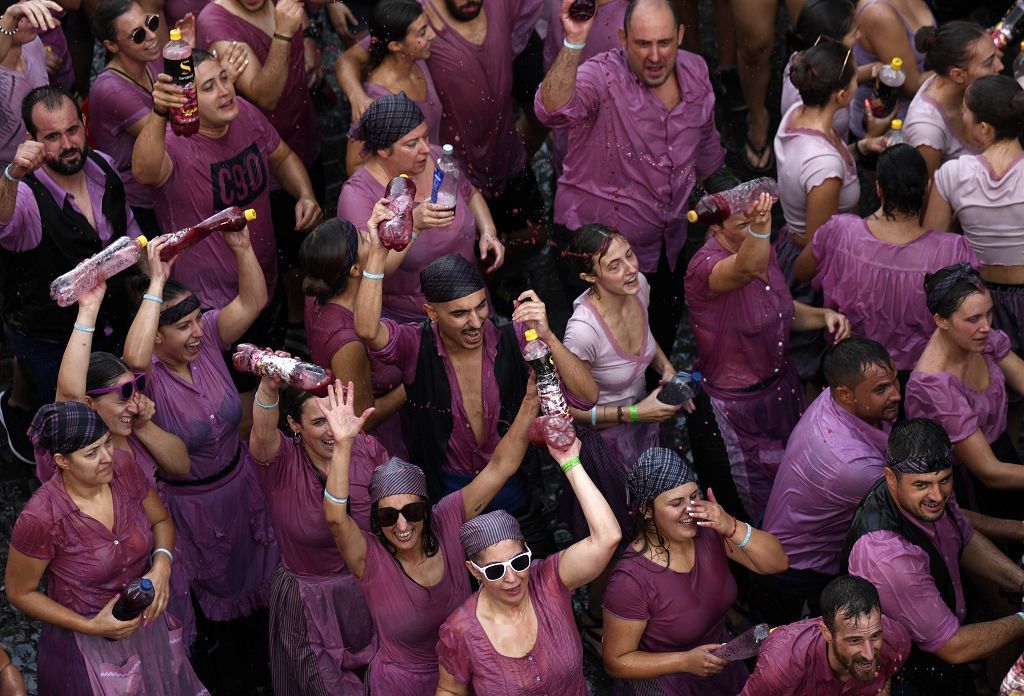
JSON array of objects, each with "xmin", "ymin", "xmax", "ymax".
[{"xmin": 435, "ymin": 437, "xmax": 621, "ymax": 695}]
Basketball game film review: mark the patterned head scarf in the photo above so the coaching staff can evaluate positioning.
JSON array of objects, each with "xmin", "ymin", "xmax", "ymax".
[
  {"xmin": 459, "ymin": 510, "xmax": 525, "ymax": 558},
  {"xmin": 628, "ymin": 447, "xmax": 698, "ymax": 510},
  {"xmin": 420, "ymin": 253, "xmax": 485, "ymax": 304},
  {"xmin": 925, "ymin": 262, "xmax": 983, "ymax": 315},
  {"xmin": 29, "ymin": 401, "xmax": 108, "ymax": 456},
  {"xmin": 159, "ymin": 293, "xmax": 201, "ymax": 326},
  {"xmin": 348, "ymin": 92, "xmax": 425, "ymax": 153},
  {"xmin": 369, "ymin": 457, "xmax": 428, "ymax": 503}
]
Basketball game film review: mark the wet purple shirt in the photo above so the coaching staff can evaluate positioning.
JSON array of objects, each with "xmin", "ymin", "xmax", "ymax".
[
  {"xmin": 358, "ymin": 490, "xmax": 469, "ymax": 694},
  {"xmin": 535, "ymin": 49, "xmax": 724, "ymax": 272},
  {"xmin": 438, "ymin": 554, "xmax": 587, "ymax": 695},
  {"xmin": 905, "ymin": 329, "xmax": 1010, "ymax": 444},
  {"xmin": 364, "ymin": 61, "xmax": 443, "ymax": 146},
  {"xmin": 684, "ymin": 235, "xmax": 794, "ymax": 392},
  {"xmin": 604, "ymin": 529, "xmax": 747, "ymax": 696},
  {"xmin": 0, "ymin": 151, "xmax": 142, "ymax": 252},
  {"xmin": 11, "ymin": 451, "xmax": 153, "ymax": 615},
  {"xmin": 763, "ymin": 390, "xmax": 890, "ymax": 575},
  {"xmin": 847, "ymin": 500, "xmax": 973, "ymax": 652},
  {"xmin": 196, "ymin": 3, "xmax": 319, "ymax": 169},
  {"xmin": 811, "ymin": 214, "xmax": 978, "ymax": 371},
  {"xmin": 154, "ymin": 99, "xmax": 280, "ymax": 309},
  {"xmin": 247, "ymin": 430, "xmax": 385, "ymax": 576},
  {"xmin": 904, "ymin": 75, "xmax": 979, "ymax": 165},
  {"xmin": 0, "ymin": 37, "xmax": 47, "ymax": 162},
  {"xmin": 88, "ymin": 68, "xmax": 156, "ymax": 210},
  {"xmin": 739, "ymin": 616, "xmax": 910, "ymax": 695},
  {"xmin": 39, "ymin": 23, "xmax": 75, "ymax": 91}
]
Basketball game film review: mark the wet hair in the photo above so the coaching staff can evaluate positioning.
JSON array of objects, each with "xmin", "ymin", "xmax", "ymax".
[
  {"xmin": 623, "ymin": 0, "xmax": 681, "ymax": 35},
  {"xmin": 624, "ymin": 499, "xmax": 673, "ymax": 570},
  {"xmin": 914, "ymin": 22, "xmax": 988, "ymax": 76},
  {"xmin": 22, "ymin": 86, "xmax": 82, "ymax": 137},
  {"xmin": 877, "ymin": 144, "xmax": 928, "ymax": 217},
  {"xmin": 567, "ymin": 224, "xmax": 621, "ymax": 276},
  {"xmin": 701, "ymin": 168, "xmax": 744, "ymax": 196},
  {"xmin": 820, "ymin": 575, "xmax": 881, "ymax": 636},
  {"xmin": 129, "ymin": 275, "xmax": 192, "ymax": 308},
  {"xmin": 370, "ymin": 497, "xmax": 440, "ymax": 558},
  {"xmin": 367, "ymin": 0, "xmax": 424, "ymax": 72},
  {"xmin": 91, "ymin": 0, "xmax": 137, "ymax": 44},
  {"xmin": 86, "ymin": 352, "xmax": 133, "ymax": 392},
  {"xmin": 789, "ymin": 40, "xmax": 857, "ymax": 106},
  {"xmin": 299, "ymin": 218, "xmax": 359, "ymax": 302},
  {"xmin": 284, "ymin": 388, "xmax": 317, "ymax": 425},
  {"xmin": 790, "ymin": 0, "xmax": 856, "ymax": 52},
  {"xmin": 923, "ymin": 263, "xmax": 985, "ymax": 317},
  {"xmin": 886, "ymin": 418, "xmax": 953, "ymax": 475},
  {"xmin": 191, "ymin": 48, "xmax": 215, "ymax": 69},
  {"xmin": 822, "ymin": 337, "xmax": 893, "ymax": 390},
  {"xmin": 965, "ymin": 75, "xmax": 1024, "ymax": 142}
]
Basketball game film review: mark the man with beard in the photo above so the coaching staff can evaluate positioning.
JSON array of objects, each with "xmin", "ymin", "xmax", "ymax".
[
  {"xmin": 0, "ymin": 86, "xmax": 141, "ymax": 461},
  {"xmin": 534, "ymin": 0, "xmax": 724, "ymax": 352},
  {"xmin": 355, "ymin": 240, "xmax": 597, "ymax": 554},
  {"xmin": 758, "ymin": 338, "xmax": 901, "ymax": 624},
  {"xmin": 846, "ymin": 418, "xmax": 1024, "ymax": 695},
  {"xmin": 740, "ymin": 575, "xmax": 910, "ymax": 695}
]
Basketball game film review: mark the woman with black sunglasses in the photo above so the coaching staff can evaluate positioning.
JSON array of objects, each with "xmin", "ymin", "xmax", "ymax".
[
  {"xmin": 435, "ymin": 437, "xmax": 620, "ymax": 695},
  {"xmin": 320, "ymin": 377, "xmax": 538, "ymax": 695}
]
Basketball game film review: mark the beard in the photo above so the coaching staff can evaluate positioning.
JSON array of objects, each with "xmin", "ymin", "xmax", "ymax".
[
  {"xmin": 444, "ymin": 0, "xmax": 482, "ymax": 21},
  {"xmin": 832, "ymin": 646, "xmax": 878, "ymax": 683},
  {"xmin": 47, "ymin": 144, "xmax": 88, "ymax": 175}
]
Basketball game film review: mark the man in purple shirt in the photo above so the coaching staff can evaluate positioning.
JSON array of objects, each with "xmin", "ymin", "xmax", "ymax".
[
  {"xmin": 0, "ymin": 86, "xmax": 140, "ymax": 463},
  {"xmin": 759, "ymin": 338, "xmax": 900, "ymax": 624},
  {"xmin": 845, "ymin": 418, "xmax": 1024, "ymax": 695},
  {"xmin": 534, "ymin": 0, "xmax": 725, "ymax": 350},
  {"xmin": 740, "ymin": 575, "xmax": 910, "ymax": 695}
]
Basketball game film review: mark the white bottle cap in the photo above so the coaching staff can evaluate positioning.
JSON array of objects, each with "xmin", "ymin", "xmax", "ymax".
[{"xmin": 442, "ymin": 144, "xmax": 454, "ymax": 154}]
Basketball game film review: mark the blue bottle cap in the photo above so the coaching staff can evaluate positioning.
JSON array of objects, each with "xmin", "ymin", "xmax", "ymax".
[
  {"xmin": 691, "ymin": 371, "xmax": 702, "ymax": 383},
  {"xmin": 139, "ymin": 578, "xmax": 154, "ymax": 591}
]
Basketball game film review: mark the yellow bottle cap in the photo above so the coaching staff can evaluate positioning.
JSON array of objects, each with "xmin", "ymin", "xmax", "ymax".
[
  {"xmin": 524, "ymin": 329, "xmax": 538, "ymax": 341},
  {"xmin": 137, "ymin": 235, "xmax": 148, "ymax": 247},
  {"xmin": 244, "ymin": 208, "xmax": 257, "ymax": 221},
  {"xmin": 399, "ymin": 173, "xmax": 409, "ymax": 178},
  {"xmin": 890, "ymin": 57, "xmax": 903, "ymax": 70},
  {"xmin": 891, "ymin": 119, "xmax": 903, "ymax": 130},
  {"xmin": 686, "ymin": 210, "xmax": 698, "ymax": 223},
  {"xmin": 169, "ymin": 28, "xmax": 182, "ymax": 41},
  {"xmin": 1020, "ymin": 40, "xmax": 1024, "ymax": 50}
]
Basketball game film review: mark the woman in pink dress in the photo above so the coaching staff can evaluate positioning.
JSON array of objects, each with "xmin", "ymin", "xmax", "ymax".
[
  {"xmin": 5, "ymin": 402, "xmax": 208, "ymax": 696},
  {"xmin": 435, "ymin": 437, "xmax": 620, "ymax": 695},
  {"xmin": 320, "ymin": 378, "xmax": 539, "ymax": 694}
]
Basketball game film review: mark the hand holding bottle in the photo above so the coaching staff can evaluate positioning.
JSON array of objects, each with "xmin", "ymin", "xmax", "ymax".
[
  {"xmin": 679, "ymin": 644, "xmax": 728, "ymax": 677},
  {"xmin": 412, "ymin": 201, "xmax": 455, "ymax": 232},
  {"xmin": 511, "ymin": 289, "xmax": 552, "ymax": 341},
  {"xmin": 636, "ymin": 388, "xmax": 684, "ymax": 423},
  {"xmin": 88, "ymin": 594, "xmax": 143, "ymax": 640},
  {"xmin": 222, "ymin": 224, "xmax": 252, "ymax": 255},
  {"xmin": 145, "ymin": 236, "xmax": 177, "ymax": 291},
  {"xmin": 152, "ymin": 73, "xmax": 188, "ymax": 114},
  {"xmin": 559, "ymin": 0, "xmax": 594, "ymax": 47},
  {"xmin": 140, "ymin": 561, "xmax": 171, "ymax": 624},
  {"xmin": 76, "ymin": 278, "xmax": 107, "ymax": 315}
]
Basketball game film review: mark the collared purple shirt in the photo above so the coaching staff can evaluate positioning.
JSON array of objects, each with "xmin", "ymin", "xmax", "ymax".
[
  {"xmin": 0, "ymin": 37, "xmax": 47, "ymax": 163},
  {"xmin": 534, "ymin": 48, "xmax": 724, "ymax": 272},
  {"xmin": 848, "ymin": 499, "xmax": 974, "ymax": 653},
  {"xmin": 763, "ymin": 390, "xmax": 891, "ymax": 575},
  {"xmin": 739, "ymin": 616, "xmax": 910, "ymax": 696},
  {"xmin": 0, "ymin": 151, "xmax": 142, "ymax": 252}
]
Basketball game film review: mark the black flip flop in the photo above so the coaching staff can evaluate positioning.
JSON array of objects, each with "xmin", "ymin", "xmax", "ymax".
[{"xmin": 744, "ymin": 133, "xmax": 775, "ymax": 174}]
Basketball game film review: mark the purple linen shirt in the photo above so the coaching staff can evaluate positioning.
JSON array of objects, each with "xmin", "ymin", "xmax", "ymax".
[
  {"xmin": 437, "ymin": 554, "xmax": 588, "ymax": 695},
  {"xmin": 811, "ymin": 214, "xmax": 978, "ymax": 371},
  {"xmin": 364, "ymin": 61, "xmax": 443, "ymax": 146},
  {"xmin": 535, "ymin": 48, "xmax": 725, "ymax": 272},
  {"xmin": 305, "ymin": 298, "xmax": 403, "ymax": 396},
  {"xmin": 739, "ymin": 616, "xmax": 910, "ymax": 695},
  {"xmin": 0, "ymin": 38, "xmax": 47, "ymax": 163},
  {"xmin": 763, "ymin": 390, "xmax": 890, "ymax": 575},
  {"xmin": 0, "ymin": 151, "xmax": 142, "ymax": 252},
  {"xmin": 847, "ymin": 500, "xmax": 973, "ymax": 652}
]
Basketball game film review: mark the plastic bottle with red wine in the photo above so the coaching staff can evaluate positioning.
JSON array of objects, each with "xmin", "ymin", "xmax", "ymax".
[
  {"xmin": 686, "ymin": 177, "xmax": 779, "ymax": 226},
  {"xmin": 522, "ymin": 329, "xmax": 570, "ymax": 418},
  {"xmin": 231, "ymin": 344, "xmax": 335, "ymax": 395},
  {"xmin": 380, "ymin": 174, "xmax": 416, "ymax": 251},
  {"xmin": 111, "ymin": 578, "xmax": 155, "ymax": 621},
  {"xmin": 158, "ymin": 207, "xmax": 257, "ymax": 261}
]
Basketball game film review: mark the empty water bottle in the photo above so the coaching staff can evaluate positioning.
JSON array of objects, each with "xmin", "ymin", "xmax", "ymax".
[
  {"xmin": 112, "ymin": 578, "xmax": 155, "ymax": 622},
  {"xmin": 870, "ymin": 58, "xmax": 905, "ymax": 118},
  {"xmin": 431, "ymin": 144, "xmax": 460, "ymax": 209},
  {"xmin": 887, "ymin": 118, "xmax": 905, "ymax": 146},
  {"xmin": 522, "ymin": 329, "xmax": 570, "ymax": 418},
  {"xmin": 380, "ymin": 174, "xmax": 416, "ymax": 251},
  {"xmin": 712, "ymin": 624, "xmax": 772, "ymax": 661},
  {"xmin": 528, "ymin": 414, "xmax": 576, "ymax": 450},
  {"xmin": 658, "ymin": 370, "xmax": 702, "ymax": 405},
  {"xmin": 993, "ymin": 0, "xmax": 1024, "ymax": 49},
  {"xmin": 232, "ymin": 344, "xmax": 335, "ymax": 396},
  {"xmin": 50, "ymin": 235, "xmax": 149, "ymax": 307},
  {"xmin": 687, "ymin": 178, "xmax": 779, "ymax": 226}
]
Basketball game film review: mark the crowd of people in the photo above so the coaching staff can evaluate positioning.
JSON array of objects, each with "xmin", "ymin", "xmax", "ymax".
[{"xmin": 3, "ymin": 0, "xmax": 1024, "ymax": 692}]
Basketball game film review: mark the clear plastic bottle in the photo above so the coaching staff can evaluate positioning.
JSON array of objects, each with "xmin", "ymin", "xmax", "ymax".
[
  {"xmin": 686, "ymin": 177, "xmax": 779, "ymax": 226},
  {"xmin": 158, "ymin": 207, "xmax": 257, "ymax": 261},
  {"xmin": 163, "ymin": 28, "xmax": 199, "ymax": 137},
  {"xmin": 657, "ymin": 370, "xmax": 702, "ymax": 405},
  {"xmin": 522, "ymin": 328, "xmax": 570, "ymax": 418},
  {"xmin": 50, "ymin": 235, "xmax": 149, "ymax": 307},
  {"xmin": 1013, "ymin": 40, "xmax": 1024, "ymax": 83},
  {"xmin": 887, "ymin": 118, "xmax": 905, "ymax": 146},
  {"xmin": 994, "ymin": 1, "xmax": 1024, "ymax": 50},
  {"xmin": 870, "ymin": 58, "xmax": 905, "ymax": 118},
  {"xmin": 380, "ymin": 174, "xmax": 417, "ymax": 251},
  {"xmin": 712, "ymin": 624, "xmax": 772, "ymax": 661},
  {"xmin": 111, "ymin": 578, "xmax": 155, "ymax": 621},
  {"xmin": 232, "ymin": 344, "xmax": 335, "ymax": 396},
  {"xmin": 528, "ymin": 414, "xmax": 576, "ymax": 450},
  {"xmin": 431, "ymin": 144, "xmax": 460, "ymax": 209},
  {"xmin": 568, "ymin": 0, "xmax": 596, "ymax": 21}
]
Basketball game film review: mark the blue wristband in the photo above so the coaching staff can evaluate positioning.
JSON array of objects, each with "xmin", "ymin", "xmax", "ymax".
[
  {"xmin": 73, "ymin": 322, "xmax": 96, "ymax": 333},
  {"xmin": 563, "ymin": 37, "xmax": 585, "ymax": 50},
  {"xmin": 590, "ymin": 406, "xmax": 597, "ymax": 427},
  {"xmin": 362, "ymin": 270, "xmax": 384, "ymax": 280},
  {"xmin": 4, "ymin": 163, "xmax": 20, "ymax": 182},
  {"xmin": 143, "ymin": 293, "xmax": 164, "ymax": 304},
  {"xmin": 254, "ymin": 393, "xmax": 279, "ymax": 410},
  {"xmin": 748, "ymin": 229, "xmax": 771, "ymax": 240},
  {"xmin": 736, "ymin": 522, "xmax": 753, "ymax": 549},
  {"xmin": 324, "ymin": 489, "xmax": 349, "ymax": 505}
]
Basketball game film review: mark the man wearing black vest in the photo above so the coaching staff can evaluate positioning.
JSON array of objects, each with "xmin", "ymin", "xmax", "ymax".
[
  {"xmin": 355, "ymin": 214, "xmax": 598, "ymax": 553},
  {"xmin": 845, "ymin": 418, "xmax": 1024, "ymax": 695},
  {"xmin": 0, "ymin": 85, "xmax": 140, "ymax": 463}
]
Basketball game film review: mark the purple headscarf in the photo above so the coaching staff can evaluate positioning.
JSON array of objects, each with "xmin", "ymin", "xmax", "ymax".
[
  {"xmin": 348, "ymin": 92, "xmax": 425, "ymax": 153},
  {"xmin": 459, "ymin": 510, "xmax": 525, "ymax": 558},
  {"xmin": 29, "ymin": 401, "xmax": 108, "ymax": 455},
  {"xmin": 369, "ymin": 457, "xmax": 428, "ymax": 503}
]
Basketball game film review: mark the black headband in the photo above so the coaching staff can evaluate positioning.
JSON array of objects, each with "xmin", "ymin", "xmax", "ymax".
[{"xmin": 159, "ymin": 293, "xmax": 201, "ymax": 326}]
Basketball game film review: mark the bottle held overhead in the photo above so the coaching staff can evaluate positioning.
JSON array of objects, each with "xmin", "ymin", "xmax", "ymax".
[
  {"xmin": 686, "ymin": 178, "xmax": 779, "ymax": 226},
  {"xmin": 50, "ymin": 235, "xmax": 149, "ymax": 307}
]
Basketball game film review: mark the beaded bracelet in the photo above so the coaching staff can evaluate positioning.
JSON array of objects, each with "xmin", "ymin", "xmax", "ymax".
[
  {"xmin": 560, "ymin": 455, "xmax": 581, "ymax": 474},
  {"xmin": 362, "ymin": 270, "xmax": 385, "ymax": 280},
  {"xmin": 73, "ymin": 322, "xmax": 96, "ymax": 333},
  {"xmin": 254, "ymin": 393, "xmax": 279, "ymax": 410},
  {"xmin": 736, "ymin": 522, "xmax": 753, "ymax": 549},
  {"xmin": 324, "ymin": 489, "xmax": 349, "ymax": 505},
  {"xmin": 143, "ymin": 293, "xmax": 164, "ymax": 304}
]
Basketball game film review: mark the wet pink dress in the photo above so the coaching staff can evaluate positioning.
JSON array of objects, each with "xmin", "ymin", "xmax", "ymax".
[{"xmin": 437, "ymin": 554, "xmax": 588, "ymax": 694}]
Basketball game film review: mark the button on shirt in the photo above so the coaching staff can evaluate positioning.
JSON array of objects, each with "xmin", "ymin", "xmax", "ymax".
[{"xmin": 534, "ymin": 48, "xmax": 725, "ymax": 272}]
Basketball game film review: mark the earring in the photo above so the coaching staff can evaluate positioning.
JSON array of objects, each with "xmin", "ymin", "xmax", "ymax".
[{"xmin": 292, "ymin": 431, "xmax": 301, "ymax": 444}]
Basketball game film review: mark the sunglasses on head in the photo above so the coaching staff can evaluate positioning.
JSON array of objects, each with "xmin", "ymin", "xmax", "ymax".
[
  {"xmin": 129, "ymin": 14, "xmax": 160, "ymax": 44},
  {"xmin": 373, "ymin": 500, "xmax": 427, "ymax": 527},
  {"xmin": 471, "ymin": 546, "xmax": 533, "ymax": 582},
  {"xmin": 86, "ymin": 373, "xmax": 146, "ymax": 400},
  {"xmin": 812, "ymin": 35, "xmax": 853, "ymax": 83}
]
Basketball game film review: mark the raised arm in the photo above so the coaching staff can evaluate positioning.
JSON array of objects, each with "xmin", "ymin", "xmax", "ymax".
[
  {"xmin": 334, "ymin": 42, "xmax": 373, "ymax": 121},
  {"xmin": 132, "ymin": 75, "xmax": 182, "ymax": 187},
  {"xmin": 56, "ymin": 282, "xmax": 107, "ymax": 402},
  {"xmin": 353, "ymin": 201, "xmax": 397, "ymax": 349},
  {"xmin": 0, "ymin": 141, "xmax": 46, "ymax": 223},
  {"xmin": 688, "ymin": 487, "xmax": 788, "ymax": 574},
  {"xmin": 216, "ymin": 225, "xmax": 268, "ymax": 345},
  {"xmin": 321, "ymin": 380, "xmax": 373, "ymax": 578},
  {"xmin": 0, "ymin": 0, "xmax": 61, "ymax": 64},
  {"xmin": 129, "ymin": 395, "xmax": 190, "ymax": 477},
  {"xmin": 537, "ymin": 0, "xmax": 593, "ymax": 113},
  {"xmin": 122, "ymin": 239, "xmax": 176, "ymax": 372},
  {"xmin": 329, "ymin": 341, "xmax": 406, "ymax": 429},
  {"xmin": 247, "ymin": 371, "xmax": 286, "ymax": 464},
  {"xmin": 548, "ymin": 438, "xmax": 621, "ymax": 589},
  {"xmin": 708, "ymin": 192, "xmax": 773, "ymax": 292}
]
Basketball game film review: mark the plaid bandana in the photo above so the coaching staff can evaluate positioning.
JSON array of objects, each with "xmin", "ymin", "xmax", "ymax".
[
  {"xmin": 925, "ymin": 262, "xmax": 982, "ymax": 315},
  {"xmin": 628, "ymin": 447, "xmax": 698, "ymax": 509},
  {"xmin": 348, "ymin": 92, "xmax": 425, "ymax": 152},
  {"xmin": 29, "ymin": 401, "xmax": 108, "ymax": 455}
]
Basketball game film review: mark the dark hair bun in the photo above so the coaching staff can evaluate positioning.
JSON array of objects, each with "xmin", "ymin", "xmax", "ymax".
[{"xmin": 914, "ymin": 25, "xmax": 937, "ymax": 54}]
